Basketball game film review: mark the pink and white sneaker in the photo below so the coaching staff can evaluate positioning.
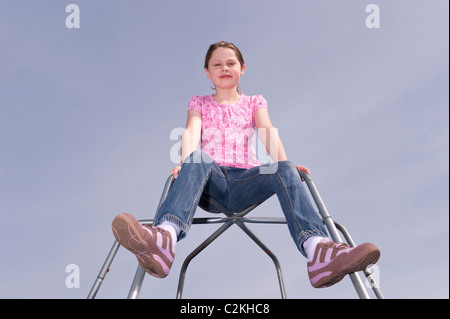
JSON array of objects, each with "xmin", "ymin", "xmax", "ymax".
[
  {"xmin": 112, "ymin": 213, "xmax": 175, "ymax": 278},
  {"xmin": 307, "ymin": 239, "xmax": 380, "ymax": 288}
]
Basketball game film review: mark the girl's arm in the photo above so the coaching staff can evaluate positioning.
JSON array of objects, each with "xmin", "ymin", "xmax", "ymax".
[
  {"xmin": 254, "ymin": 108, "xmax": 288, "ymax": 162},
  {"xmin": 254, "ymin": 108, "xmax": 310, "ymax": 179},
  {"xmin": 171, "ymin": 110, "xmax": 202, "ymax": 178},
  {"xmin": 181, "ymin": 110, "xmax": 202, "ymax": 163}
]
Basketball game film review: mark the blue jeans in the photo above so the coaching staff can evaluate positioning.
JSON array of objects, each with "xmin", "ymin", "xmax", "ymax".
[{"xmin": 154, "ymin": 150, "xmax": 328, "ymax": 257}]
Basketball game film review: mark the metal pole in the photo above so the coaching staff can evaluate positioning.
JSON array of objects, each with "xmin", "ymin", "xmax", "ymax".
[
  {"xmin": 87, "ymin": 240, "xmax": 121, "ymax": 299},
  {"xmin": 126, "ymin": 175, "xmax": 175, "ymax": 299},
  {"xmin": 235, "ymin": 220, "xmax": 287, "ymax": 299},
  {"xmin": 87, "ymin": 175, "xmax": 175, "ymax": 299},
  {"xmin": 157, "ymin": 175, "xmax": 175, "ymax": 211},
  {"xmin": 299, "ymin": 172, "xmax": 371, "ymax": 299},
  {"xmin": 300, "ymin": 172, "xmax": 343, "ymax": 243},
  {"xmin": 127, "ymin": 265, "xmax": 147, "ymax": 299},
  {"xmin": 334, "ymin": 222, "xmax": 385, "ymax": 299},
  {"xmin": 177, "ymin": 221, "xmax": 234, "ymax": 299}
]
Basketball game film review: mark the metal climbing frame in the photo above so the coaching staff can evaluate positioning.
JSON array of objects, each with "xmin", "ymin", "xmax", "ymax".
[{"xmin": 87, "ymin": 172, "xmax": 384, "ymax": 299}]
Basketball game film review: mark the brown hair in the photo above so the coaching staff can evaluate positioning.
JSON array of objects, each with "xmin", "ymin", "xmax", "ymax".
[{"xmin": 204, "ymin": 41, "xmax": 245, "ymax": 69}]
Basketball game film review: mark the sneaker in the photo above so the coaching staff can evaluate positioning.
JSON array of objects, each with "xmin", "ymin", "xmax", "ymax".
[
  {"xmin": 112, "ymin": 213, "xmax": 175, "ymax": 278},
  {"xmin": 307, "ymin": 239, "xmax": 380, "ymax": 288}
]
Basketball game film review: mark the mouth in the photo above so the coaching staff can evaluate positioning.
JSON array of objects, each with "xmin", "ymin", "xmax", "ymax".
[{"xmin": 219, "ymin": 75, "xmax": 232, "ymax": 79}]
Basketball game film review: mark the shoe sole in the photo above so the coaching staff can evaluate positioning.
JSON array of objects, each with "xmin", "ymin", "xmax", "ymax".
[
  {"xmin": 112, "ymin": 213, "xmax": 170, "ymax": 278},
  {"xmin": 312, "ymin": 244, "xmax": 380, "ymax": 288}
]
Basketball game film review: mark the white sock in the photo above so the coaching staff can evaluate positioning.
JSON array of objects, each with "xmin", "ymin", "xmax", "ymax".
[
  {"xmin": 303, "ymin": 236, "xmax": 327, "ymax": 262},
  {"xmin": 159, "ymin": 221, "xmax": 181, "ymax": 245}
]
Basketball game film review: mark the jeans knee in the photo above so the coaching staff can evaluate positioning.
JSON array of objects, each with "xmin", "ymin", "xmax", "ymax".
[
  {"xmin": 274, "ymin": 161, "xmax": 302, "ymax": 187},
  {"xmin": 277, "ymin": 161, "xmax": 297, "ymax": 175}
]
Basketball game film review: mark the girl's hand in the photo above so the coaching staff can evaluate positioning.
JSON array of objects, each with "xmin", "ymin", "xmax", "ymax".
[
  {"xmin": 295, "ymin": 165, "xmax": 310, "ymax": 181},
  {"xmin": 171, "ymin": 166, "xmax": 181, "ymax": 179}
]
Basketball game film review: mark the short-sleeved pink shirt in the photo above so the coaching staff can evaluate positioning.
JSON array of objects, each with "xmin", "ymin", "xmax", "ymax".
[{"xmin": 187, "ymin": 94, "xmax": 268, "ymax": 169}]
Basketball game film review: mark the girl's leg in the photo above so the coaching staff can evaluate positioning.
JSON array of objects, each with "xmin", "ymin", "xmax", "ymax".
[
  {"xmin": 112, "ymin": 150, "xmax": 227, "ymax": 278},
  {"xmin": 225, "ymin": 161, "xmax": 380, "ymax": 288},
  {"xmin": 225, "ymin": 161, "xmax": 328, "ymax": 258},
  {"xmin": 153, "ymin": 150, "xmax": 228, "ymax": 240}
]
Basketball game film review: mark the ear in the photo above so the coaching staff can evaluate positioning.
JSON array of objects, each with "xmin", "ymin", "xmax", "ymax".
[
  {"xmin": 205, "ymin": 67, "xmax": 211, "ymax": 78},
  {"xmin": 240, "ymin": 64, "xmax": 246, "ymax": 76}
]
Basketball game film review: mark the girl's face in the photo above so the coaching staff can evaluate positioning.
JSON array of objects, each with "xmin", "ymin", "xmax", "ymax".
[{"xmin": 205, "ymin": 47, "xmax": 245, "ymax": 92}]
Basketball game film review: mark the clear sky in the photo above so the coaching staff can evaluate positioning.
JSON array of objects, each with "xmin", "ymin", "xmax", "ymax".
[{"xmin": 0, "ymin": 0, "xmax": 448, "ymax": 299}]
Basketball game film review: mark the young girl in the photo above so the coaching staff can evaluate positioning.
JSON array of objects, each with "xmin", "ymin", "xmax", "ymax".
[{"xmin": 111, "ymin": 41, "xmax": 380, "ymax": 289}]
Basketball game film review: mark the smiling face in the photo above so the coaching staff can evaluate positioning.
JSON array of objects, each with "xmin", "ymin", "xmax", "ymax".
[{"xmin": 205, "ymin": 47, "xmax": 245, "ymax": 92}]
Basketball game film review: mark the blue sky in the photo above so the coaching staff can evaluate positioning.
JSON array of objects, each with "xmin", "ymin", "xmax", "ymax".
[{"xmin": 0, "ymin": 0, "xmax": 448, "ymax": 299}]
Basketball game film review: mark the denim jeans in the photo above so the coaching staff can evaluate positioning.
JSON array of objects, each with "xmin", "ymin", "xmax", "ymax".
[{"xmin": 154, "ymin": 150, "xmax": 328, "ymax": 257}]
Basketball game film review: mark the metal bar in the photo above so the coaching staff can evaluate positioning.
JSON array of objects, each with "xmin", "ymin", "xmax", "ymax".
[
  {"xmin": 89, "ymin": 172, "xmax": 384, "ymax": 300},
  {"xmin": 235, "ymin": 221, "xmax": 287, "ymax": 299},
  {"xmin": 123, "ymin": 175, "xmax": 175, "ymax": 299},
  {"xmin": 348, "ymin": 273, "xmax": 370, "ymax": 299},
  {"xmin": 179, "ymin": 196, "xmax": 287, "ymax": 298},
  {"xmin": 189, "ymin": 216, "xmax": 286, "ymax": 225},
  {"xmin": 87, "ymin": 240, "xmax": 121, "ymax": 299},
  {"xmin": 299, "ymin": 172, "xmax": 371, "ymax": 299},
  {"xmin": 176, "ymin": 221, "xmax": 234, "ymax": 299},
  {"xmin": 157, "ymin": 175, "xmax": 175, "ymax": 211},
  {"xmin": 364, "ymin": 269, "xmax": 385, "ymax": 299},
  {"xmin": 123, "ymin": 219, "xmax": 156, "ymax": 299},
  {"xmin": 138, "ymin": 218, "xmax": 154, "ymax": 225},
  {"xmin": 334, "ymin": 221, "xmax": 356, "ymax": 247},
  {"xmin": 299, "ymin": 172, "xmax": 343, "ymax": 243},
  {"xmin": 127, "ymin": 265, "xmax": 147, "ymax": 299},
  {"xmin": 334, "ymin": 222, "xmax": 385, "ymax": 299},
  {"xmin": 239, "ymin": 217, "xmax": 286, "ymax": 224}
]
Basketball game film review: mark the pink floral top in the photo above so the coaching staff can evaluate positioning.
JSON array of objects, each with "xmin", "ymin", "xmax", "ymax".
[{"xmin": 187, "ymin": 94, "xmax": 268, "ymax": 168}]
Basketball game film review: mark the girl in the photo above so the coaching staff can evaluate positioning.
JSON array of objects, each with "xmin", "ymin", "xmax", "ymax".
[{"xmin": 112, "ymin": 41, "xmax": 380, "ymax": 289}]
